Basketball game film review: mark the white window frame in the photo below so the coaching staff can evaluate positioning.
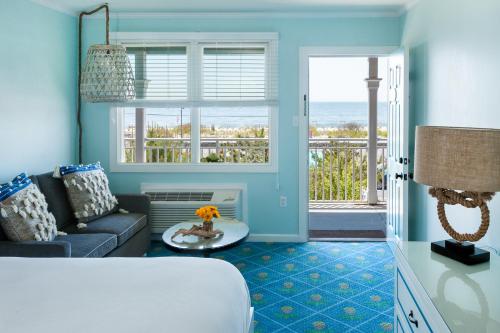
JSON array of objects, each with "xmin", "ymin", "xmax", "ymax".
[{"xmin": 109, "ymin": 32, "xmax": 279, "ymax": 173}]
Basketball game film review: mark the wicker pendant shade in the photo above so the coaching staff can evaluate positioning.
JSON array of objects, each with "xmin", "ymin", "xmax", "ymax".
[{"xmin": 81, "ymin": 44, "xmax": 135, "ymax": 102}]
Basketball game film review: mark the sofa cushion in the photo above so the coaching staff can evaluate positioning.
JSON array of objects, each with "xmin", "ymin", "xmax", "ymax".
[
  {"xmin": 54, "ymin": 162, "xmax": 118, "ymax": 225},
  {"xmin": 55, "ymin": 233, "xmax": 117, "ymax": 257},
  {"xmin": 34, "ymin": 172, "xmax": 75, "ymax": 229},
  {"xmin": 0, "ymin": 173, "xmax": 58, "ymax": 242},
  {"xmin": 64, "ymin": 213, "xmax": 147, "ymax": 246}
]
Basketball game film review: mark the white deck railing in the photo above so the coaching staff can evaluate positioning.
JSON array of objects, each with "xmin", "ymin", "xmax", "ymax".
[
  {"xmin": 124, "ymin": 137, "xmax": 387, "ymax": 203},
  {"xmin": 124, "ymin": 137, "xmax": 269, "ymax": 164},
  {"xmin": 309, "ymin": 138, "xmax": 387, "ymax": 203}
]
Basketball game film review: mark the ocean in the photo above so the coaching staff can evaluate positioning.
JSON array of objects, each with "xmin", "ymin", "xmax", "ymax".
[
  {"xmin": 310, "ymin": 102, "xmax": 388, "ymax": 128},
  {"xmin": 127, "ymin": 102, "xmax": 388, "ymax": 129}
]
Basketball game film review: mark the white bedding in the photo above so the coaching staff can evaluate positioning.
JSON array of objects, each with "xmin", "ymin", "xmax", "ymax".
[{"xmin": 0, "ymin": 257, "xmax": 252, "ymax": 333}]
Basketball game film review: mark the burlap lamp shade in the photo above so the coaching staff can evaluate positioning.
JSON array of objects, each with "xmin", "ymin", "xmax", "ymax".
[
  {"xmin": 414, "ymin": 126, "xmax": 500, "ymax": 192},
  {"xmin": 414, "ymin": 126, "xmax": 500, "ymax": 264}
]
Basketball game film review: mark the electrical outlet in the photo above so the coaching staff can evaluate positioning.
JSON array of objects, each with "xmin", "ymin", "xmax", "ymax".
[{"xmin": 280, "ymin": 195, "xmax": 287, "ymax": 207}]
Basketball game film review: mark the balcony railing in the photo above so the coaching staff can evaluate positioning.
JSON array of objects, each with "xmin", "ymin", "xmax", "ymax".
[
  {"xmin": 123, "ymin": 136, "xmax": 387, "ymax": 204},
  {"xmin": 309, "ymin": 138, "xmax": 387, "ymax": 203},
  {"xmin": 124, "ymin": 137, "xmax": 269, "ymax": 164}
]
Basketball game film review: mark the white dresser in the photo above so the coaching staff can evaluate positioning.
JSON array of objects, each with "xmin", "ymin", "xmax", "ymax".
[{"xmin": 394, "ymin": 242, "xmax": 500, "ymax": 333}]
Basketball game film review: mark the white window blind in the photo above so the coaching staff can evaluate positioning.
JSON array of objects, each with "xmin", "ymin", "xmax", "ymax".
[
  {"xmin": 202, "ymin": 47, "xmax": 266, "ymax": 101},
  {"xmin": 127, "ymin": 46, "xmax": 188, "ymax": 100}
]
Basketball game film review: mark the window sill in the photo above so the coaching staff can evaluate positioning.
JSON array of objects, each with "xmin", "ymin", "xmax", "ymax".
[{"xmin": 109, "ymin": 162, "xmax": 278, "ymax": 173}]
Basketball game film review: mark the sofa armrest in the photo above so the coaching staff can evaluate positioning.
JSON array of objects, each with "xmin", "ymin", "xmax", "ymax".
[
  {"xmin": 115, "ymin": 194, "xmax": 150, "ymax": 217},
  {"xmin": 0, "ymin": 240, "xmax": 71, "ymax": 257}
]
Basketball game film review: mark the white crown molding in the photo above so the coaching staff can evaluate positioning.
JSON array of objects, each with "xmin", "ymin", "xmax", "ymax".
[
  {"xmin": 29, "ymin": 0, "xmax": 76, "ymax": 16},
  {"xmin": 29, "ymin": 1, "xmax": 408, "ymax": 19},
  {"xmin": 84, "ymin": 10, "xmax": 404, "ymax": 20},
  {"xmin": 404, "ymin": 0, "xmax": 420, "ymax": 11}
]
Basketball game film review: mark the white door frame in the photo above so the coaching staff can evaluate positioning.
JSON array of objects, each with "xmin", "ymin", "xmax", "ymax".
[{"xmin": 298, "ymin": 46, "xmax": 400, "ymax": 242}]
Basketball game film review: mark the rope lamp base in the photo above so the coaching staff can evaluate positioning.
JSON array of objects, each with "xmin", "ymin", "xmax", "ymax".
[{"xmin": 429, "ymin": 187, "xmax": 493, "ymax": 265}]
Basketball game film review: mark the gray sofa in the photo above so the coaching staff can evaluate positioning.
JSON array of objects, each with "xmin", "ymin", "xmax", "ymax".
[{"xmin": 0, "ymin": 172, "xmax": 151, "ymax": 257}]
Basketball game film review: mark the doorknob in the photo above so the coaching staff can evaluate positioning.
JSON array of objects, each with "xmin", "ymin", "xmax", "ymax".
[
  {"xmin": 399, "ymin": 157, "xmax": 410, "ymax": 165},
  {"xmin": 395, "ymin": 173, "xmax": 404, "ymax": 180}
]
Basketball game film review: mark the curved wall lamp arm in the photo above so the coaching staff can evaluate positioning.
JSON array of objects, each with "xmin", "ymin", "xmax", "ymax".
[{"xmin": 77, "ymin": 3, "xmax": 110, "ymax": 164}]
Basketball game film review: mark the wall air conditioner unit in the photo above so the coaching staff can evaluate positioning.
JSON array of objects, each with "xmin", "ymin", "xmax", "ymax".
[{"xmin": 141, "ymin": 184, "xmax": 242, "ymax": 234}]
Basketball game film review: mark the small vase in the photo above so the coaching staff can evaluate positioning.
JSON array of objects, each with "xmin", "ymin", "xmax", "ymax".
[{"xmin": 203, "ymin": 221, "xmax": 214, "ymax": 233}]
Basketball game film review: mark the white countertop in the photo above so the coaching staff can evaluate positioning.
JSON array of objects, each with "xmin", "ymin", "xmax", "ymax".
[{"xmin": 397, "ymin": 242, "xmax": 500, "ymax": 332}]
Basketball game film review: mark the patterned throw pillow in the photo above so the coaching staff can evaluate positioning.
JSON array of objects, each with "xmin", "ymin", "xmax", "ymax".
[
  {"xmin": 0, "ymin": 173, "xmax": 59, "ymax": 241},
  {"xmin": 54, "ymin": 162, "xmax": 118, "ymax": 228}
]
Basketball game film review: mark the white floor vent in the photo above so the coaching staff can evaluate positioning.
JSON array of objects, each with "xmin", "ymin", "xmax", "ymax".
[{"xmin": 141, "ymin": 184, "xmax": 241, "ymax": 234}]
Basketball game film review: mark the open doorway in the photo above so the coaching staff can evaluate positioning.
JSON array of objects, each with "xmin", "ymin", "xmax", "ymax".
[{"xmin": 306, "ymin": 56, "xmax": 389, "ymax": 239}]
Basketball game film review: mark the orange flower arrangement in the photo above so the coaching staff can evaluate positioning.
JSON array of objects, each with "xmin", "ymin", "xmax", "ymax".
[{"xmin": 195, "ymin": 205, "xmax": 221, "ymax": 222}]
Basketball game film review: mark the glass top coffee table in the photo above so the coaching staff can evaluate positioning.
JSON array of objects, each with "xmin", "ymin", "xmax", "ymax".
[{"xmin": 162, "ymin": 218, "xmax": 249, "ymax": 257}]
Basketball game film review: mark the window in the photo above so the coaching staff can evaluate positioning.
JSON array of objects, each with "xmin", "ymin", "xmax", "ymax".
[{"xmin": 112, "ymin": 33, "xmax": 278, "ymax": 172}]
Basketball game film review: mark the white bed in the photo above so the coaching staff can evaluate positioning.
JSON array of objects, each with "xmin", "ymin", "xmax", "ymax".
[{"xmin": 0, "ymin": 257, "xmax": 253, "ymax": 333}]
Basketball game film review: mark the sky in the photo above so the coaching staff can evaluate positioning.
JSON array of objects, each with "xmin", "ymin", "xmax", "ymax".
[{"xmin": 309, "ymin": 57, "xmax": 388, "ymax": 102}]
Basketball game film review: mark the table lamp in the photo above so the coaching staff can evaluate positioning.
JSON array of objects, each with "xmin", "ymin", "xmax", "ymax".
[{"xmin": 414, "ymin": 126, "xmax": 500, "ymax": 265}]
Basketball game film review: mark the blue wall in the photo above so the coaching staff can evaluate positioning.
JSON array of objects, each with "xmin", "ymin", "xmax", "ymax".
[
  {"xmin": 3, "ymin": 1, "xmax": 497, "ymax": 245},
  {"xmin": 82, "ymin": 15, "xmax": 401, "ymax": 237},
  {"xmin": 403, "ymin": 0, "xmax": 500, "ymax": 249},
  {"xmin": 0, "ymin": 0, "xmax": 77, "ymax": 182}
]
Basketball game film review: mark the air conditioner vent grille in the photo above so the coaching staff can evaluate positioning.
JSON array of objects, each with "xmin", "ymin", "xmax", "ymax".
[{"xmin": 145, "ymin": 192, "xmax": 214, "ymax": 202}]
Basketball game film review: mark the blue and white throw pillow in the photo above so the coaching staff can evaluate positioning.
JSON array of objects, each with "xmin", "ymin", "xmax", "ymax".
[
  {"xmin": 0, "ymin": 173, "xmax": 59, "ymax": 241},
  {"xmin": 54, "ymin": 162, "xmax": 118, "ymax": 227}
]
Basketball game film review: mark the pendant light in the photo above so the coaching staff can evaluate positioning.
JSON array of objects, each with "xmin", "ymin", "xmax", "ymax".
[{"xmin": 78, "ymin": 3, "xmax": 135, "ymax": 163}]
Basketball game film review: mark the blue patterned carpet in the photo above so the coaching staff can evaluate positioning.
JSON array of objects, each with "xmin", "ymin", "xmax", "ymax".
[{"xmin": 148, "ymin": 241, "xmax": 395, "ymax": 333}]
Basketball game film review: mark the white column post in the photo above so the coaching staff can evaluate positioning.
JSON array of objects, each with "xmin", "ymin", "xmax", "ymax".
[
  {"xmin": 190, "ymin": 41, "xmax": 201, "ymax": 164},
  {"xmin": 366, "ymin": 58, "xmax": 382, "ymax": 205},
  {"xmin": 191, "ymin": 109, "xmax": 201, "ymax": 163},
  {"xmin": 135, "ymin": 108, "xmax": 145, "ymax": 163}
]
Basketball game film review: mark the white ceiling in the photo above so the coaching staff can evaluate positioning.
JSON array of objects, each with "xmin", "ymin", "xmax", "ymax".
[{"xmin": 34, "ymin": 0, "xmax": 414, "ymax": 15}]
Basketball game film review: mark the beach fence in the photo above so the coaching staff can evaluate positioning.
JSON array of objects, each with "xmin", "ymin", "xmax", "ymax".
[
  {"xmin": 123, "ymin": 137, "xmax": 269, "ymax": 164},
  {"xmin": 123, "ymin": 136, "xmax": 387, "ymax": 204},
  {"xmin": 309, "ymin": 138, "xmax": 387, "ymax": 203}
]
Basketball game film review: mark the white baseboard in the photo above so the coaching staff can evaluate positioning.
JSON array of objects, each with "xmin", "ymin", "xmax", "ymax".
[
  {"xmin": 308, "ymin": 237, "xmax": 387, "ymax": 242},
  {"xmin": 247, "ymin": 233, "xmax": 306, "ymax": 243}
]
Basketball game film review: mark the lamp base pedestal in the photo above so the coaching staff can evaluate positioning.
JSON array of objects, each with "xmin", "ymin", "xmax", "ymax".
[{"xmin": 431, "ymin": 239, "xmax": 490, "ymax": 265}]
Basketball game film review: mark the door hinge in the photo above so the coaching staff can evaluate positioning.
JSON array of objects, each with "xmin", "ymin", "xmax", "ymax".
[{"xmin": 303, "ymin": 94, "xmax": 308, "ymax": 116}]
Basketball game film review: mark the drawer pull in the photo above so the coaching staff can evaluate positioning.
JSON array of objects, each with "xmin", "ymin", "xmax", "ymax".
[{"xmin": 408, "ymin": 310, "xmax": 419, "ymax": 328}]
